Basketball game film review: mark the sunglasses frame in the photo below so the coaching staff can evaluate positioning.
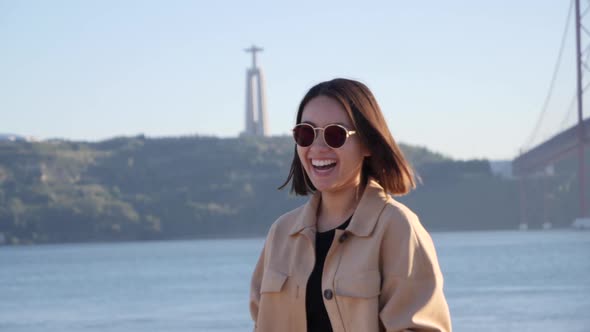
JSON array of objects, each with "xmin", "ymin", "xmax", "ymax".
[{"xmin": 292, "ymin": 123, "xmax": 357, "ymax": 149}]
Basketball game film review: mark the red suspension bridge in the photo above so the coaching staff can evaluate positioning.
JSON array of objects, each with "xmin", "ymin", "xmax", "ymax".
[{"xmin": 512, "ymin": 0, "xmax": 589, "ymax": 228}]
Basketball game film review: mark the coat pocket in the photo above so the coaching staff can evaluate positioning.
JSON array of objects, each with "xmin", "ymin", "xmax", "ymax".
[
  {"xmin": 335, "ymin": 270, "xmax": 381, "ymax": 298},
  {"xmin": 260, "ymin": 268, "xmax": 288, "ymax": 293},
  {"xmin": 257, "ymin": 269, "xmax": 296, "ymax": 330}
]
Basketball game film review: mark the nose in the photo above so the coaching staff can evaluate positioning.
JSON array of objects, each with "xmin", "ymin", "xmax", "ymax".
[{"xmin": 310, "ymin": 129, "xmax": 330, "ymax": 149}]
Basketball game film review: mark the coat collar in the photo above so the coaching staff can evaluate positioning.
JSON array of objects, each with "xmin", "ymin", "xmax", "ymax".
[{"xmin": 288, "ymin": 178, "xmax": 390, "ymax": 237}]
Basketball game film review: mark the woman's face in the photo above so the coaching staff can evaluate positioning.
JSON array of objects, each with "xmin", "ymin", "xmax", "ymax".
[{"xmin": 297, "ymin": 96, "xmax": 370, "ymax": 194}]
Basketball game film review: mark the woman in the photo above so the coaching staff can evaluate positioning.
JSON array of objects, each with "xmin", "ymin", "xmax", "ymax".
[{"xmin": 250, "ymin": 78, "xmax": 451, "ymax": 332}]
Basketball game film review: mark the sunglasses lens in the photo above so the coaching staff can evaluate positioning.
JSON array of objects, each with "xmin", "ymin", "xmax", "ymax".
[
  {"xmin": 293, "ymin": 124, "xmax": 315, "ymax": 147},
  {"xmin": 324, "ymin": 125, "xmax": 347, "ymax": 148}
]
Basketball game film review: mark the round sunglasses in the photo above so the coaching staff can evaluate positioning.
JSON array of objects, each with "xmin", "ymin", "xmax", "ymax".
[{"xmin": 292, "ymin": 123, "xmax": 357, "ymax": 149}]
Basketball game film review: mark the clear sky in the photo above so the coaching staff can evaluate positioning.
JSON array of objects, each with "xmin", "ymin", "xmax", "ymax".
[{"xmin": 1, "ymin": 0, "xmax": 585, "ymax": 160}]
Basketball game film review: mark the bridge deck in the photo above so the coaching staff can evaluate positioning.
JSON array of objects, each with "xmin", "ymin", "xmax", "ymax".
[{"xmin": 513, "ymin": 118, "xmax": 590, "ymax": 176}]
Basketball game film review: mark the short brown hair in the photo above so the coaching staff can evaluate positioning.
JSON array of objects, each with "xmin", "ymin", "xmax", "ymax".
[{"xmin": 280, "ymin": 78, "xmax": 416, "ymax": 196}]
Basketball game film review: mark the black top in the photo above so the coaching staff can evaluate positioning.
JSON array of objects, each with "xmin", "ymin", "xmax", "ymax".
[{"xmin": 306, "ymin": 217, "xmax": 351, "ymax": 332}]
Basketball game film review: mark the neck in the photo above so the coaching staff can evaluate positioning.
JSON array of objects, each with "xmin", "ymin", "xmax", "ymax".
[{"xmin": 316, "ymin": 182, "xmax": 365, "ymax": 232}]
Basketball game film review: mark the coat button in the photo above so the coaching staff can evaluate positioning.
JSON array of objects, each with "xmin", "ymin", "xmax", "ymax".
[
  {"xmin": 323, "ymin": 289, "xmax": 333, "ymax": 300},
  {"xmin": 338, "ymin": 233, "xmax": 348, "ymax": 243}
]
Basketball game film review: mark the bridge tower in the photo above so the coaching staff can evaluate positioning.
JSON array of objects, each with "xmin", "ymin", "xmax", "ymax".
[
  {"xmin": 574, "ymin": 0, "xmax": 588, "ymax": 218},
  {"xmin": 242, "ymin": 45, "xmax": 269, "ymax": 137}
]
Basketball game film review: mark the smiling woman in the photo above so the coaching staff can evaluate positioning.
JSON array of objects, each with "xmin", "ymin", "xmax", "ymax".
[{"xmin": 249, "ymin": 78, "xmax": 452, "ymax": 332}]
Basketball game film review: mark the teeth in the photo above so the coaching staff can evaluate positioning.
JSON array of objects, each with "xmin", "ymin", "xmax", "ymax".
[{"xmin": 312, "ymin": 159, "xmax": 336, "ymax": 167}]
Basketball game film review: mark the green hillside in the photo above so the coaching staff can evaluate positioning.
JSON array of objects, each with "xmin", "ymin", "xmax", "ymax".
[{"xmin": 0, "ymin": 135, "xmax": 584, "ymax": 245}]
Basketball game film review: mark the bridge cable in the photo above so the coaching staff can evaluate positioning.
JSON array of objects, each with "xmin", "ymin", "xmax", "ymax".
[
  {"xmin": 560, "ymin": 91, "xmax": 579, "ymax": 130},
  {"xmin": 560, "ymin": 82, "xmax": 590, "ymax": 130},
  {"xmin": 522, "ymin": 0, "xmax": 574, "ymax": 151}
]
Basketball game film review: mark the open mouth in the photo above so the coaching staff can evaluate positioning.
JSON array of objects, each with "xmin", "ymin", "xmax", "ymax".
[{"xmin": 311, "ymin": 159, "xmax": 337, "ymax": 171}]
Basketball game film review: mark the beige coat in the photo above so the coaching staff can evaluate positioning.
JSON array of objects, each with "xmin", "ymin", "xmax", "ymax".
[{"xmin": 250, "ymin": 179, "xmax": 452, "ymax": 332}]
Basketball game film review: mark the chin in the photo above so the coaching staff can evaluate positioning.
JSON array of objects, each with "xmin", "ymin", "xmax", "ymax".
[
  {"xmin": 310, "ymin": 180, "xmax": 347, "ymax": 194},
  {"xmin": 309, "ymin": 180, "xmax": 331, "ymax": 193}
]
